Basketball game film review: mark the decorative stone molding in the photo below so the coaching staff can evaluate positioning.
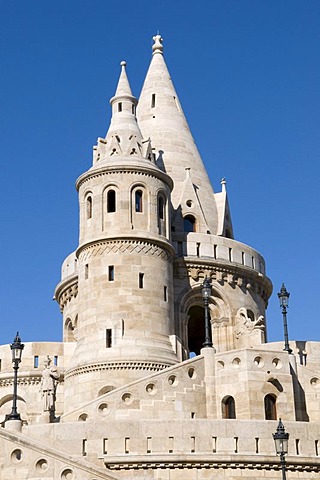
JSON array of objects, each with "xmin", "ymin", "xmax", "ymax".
[
  {"xmin": 104, "ymin": 456, "xmax": 320, "ymax": 472},
  {"xmin": 0, "ymin": 376, "xmax": 42, "ymax": 388},
  {"xmin": 55, "ymin": 275, "xmax": 78, "ymax": 312},
  {"xmin": 58, "ymin": 281, "xmax": 78, "ymax": 312},
  {"xmin": 174, "ymin": 260, "xmax": 271, "ymax": 303},
  {"xmin": 234, "ymin": 307, "xmax": 265, "ymax": 339},
  {"xmin": 78, "ymin": 239, "xmax": 173, "ymax": 263},
  {"xmin": 65, "ymin": 361, "xmax": 170, "ymax": 380},
  {"xmin": 76, "ymin": 163, "xmax": 173, "ymax": 191}
]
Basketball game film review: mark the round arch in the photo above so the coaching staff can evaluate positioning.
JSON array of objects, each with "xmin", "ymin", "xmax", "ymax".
[{"xmin": 177, "ymin": 279, "xmax": 231, "ymax": 356}]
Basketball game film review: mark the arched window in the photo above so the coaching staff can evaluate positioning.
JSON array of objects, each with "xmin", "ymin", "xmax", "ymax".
[
  {"xmin": 158, "ymin": 196, "xmax": 164, "ymax": 220},
  {"xmin": 107, "ymin": 190, "xmax": 116, "ymax": 213},
  {"xmin": 222, "ymin": 396, "xmax": 236, "ymax": 419},
  {"xmin": 184, "ymin": 215, "xmax": 196, "ymax": 233},
  {"xmin": 135, "ymin": 190, "xmax": 143, "ymax": 213},
  {"xmin": 264, "ymin": 394, "xmax": 277, "ymax": 420},
  {"xmin": 86, "ymin": 196, "xmax": 92, "ymax": 219},
  {"xmin": 187, "ymin": 305, "xmax": 205, "ymax": 356},
  {"xmin": 64, "ymin": 318, "xmax": 76, "ymax": 342}
]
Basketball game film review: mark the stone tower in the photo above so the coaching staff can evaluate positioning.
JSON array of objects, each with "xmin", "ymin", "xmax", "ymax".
[
  {"xmin": 1, "ymin": 34, "xmax": 320, "ymax": 480},
  {"xmin": 55, "ymin": 35, "xmax": 272, "ymax": 412}
]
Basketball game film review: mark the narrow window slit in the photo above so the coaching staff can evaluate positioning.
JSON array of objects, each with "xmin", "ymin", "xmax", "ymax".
[
  {"xmin": 103, "ymin": 438, "xmax": 108, "ymax": 454},
  {"xmin": 212, "ymin": 436, "xmax": 217, "ymax": 453},
  {"xmin": 164, "ymin": 286, "xmax": 167, "ymax": 302},
  {"xmin": 106, "ymin": 329, "xmax": 112, "ymax": 348},
  {"xmin": 139, "ymin": 273, "xmax": 144, "ymax": 289},
  {"xmin": 108, "ymin": 265, "xmax": 114, "ymax": 281},
  {"xmin": 168, "ymin": 436, "xmax": 174, "ymax": 453},
  {"xmin": 234, "ymin": 437, "xmax": 238, "ymax": 453},
  {"xmin": 151, "ymin": 94, "xmax": 156, "ymax": 108},
  {"xmin": 255, "ymin": 438, "xmax": 259, "ymax": 454},
  {"xmin": 190, "ymin": 436, "xmax": 195, "ymax": 453},
  {"xmin": 125, "ymin": 437, "xmax": 130, "ymax": 454},
  {"xmin": 34, "ymin": 356, "xmax": 39, "ymax": 368},
  {"xmin": 82, "ymin": 439, "xmax": 87, "ymax": 456}
]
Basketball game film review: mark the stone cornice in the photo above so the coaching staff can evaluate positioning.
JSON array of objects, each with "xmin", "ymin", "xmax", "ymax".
[
  {"xmin": 103, "ymin": 454, "xmax": 320, "ymax": 472},
  {"xmin": 174, "ymin": 258, "xmax": 272, "ymax": 303},
  {"xmin": 77, "ymin": 237, "xmax": 175, "ymax": 263},
  {"xmin": 54, "ymin": 274, "xmax": 78, "ymax": 312},
  {"xmin": 65, "ymin": 361, "xmax": 171, "ymax": 379},
  {"xmin": 76, "ymin": 162, "xmax": 173, "ymax": 191},
  {"xmin": 0, "ymin": 375, "xmax": 42, "ymax": 388}
]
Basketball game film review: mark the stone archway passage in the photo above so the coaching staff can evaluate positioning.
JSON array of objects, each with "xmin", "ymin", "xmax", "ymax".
[{"xmin": 187, "ymin": 305, "xmax": 205, "ymax": 356}]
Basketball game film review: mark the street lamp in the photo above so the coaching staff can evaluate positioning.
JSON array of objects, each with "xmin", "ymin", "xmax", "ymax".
[
  {"xmin": 273, "ymin": 418, "xmax": 289, "ymax": 480},
  {"xmin": 277, "ymin": 283, "xmax": 292, "ymax": 354},
  {"xmin": 7, "ymin": 332, "xmax": 25, "ymax": 421},
  {"xmin": 202, "ymin": 276, "xmax": 213, "ymax": 348}
]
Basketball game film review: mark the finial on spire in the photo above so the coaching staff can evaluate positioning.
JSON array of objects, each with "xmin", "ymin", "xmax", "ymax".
[
  {"xmin": 120, "ymin": 60, "xmax": 127, "ymax": 68},
  {"xmin": 221, "ymin": 177, "xmax": 227, "ymax": 192},
  {"xmin": 152, "ymin": 34, "xmax": 163, "ymax": 55}
]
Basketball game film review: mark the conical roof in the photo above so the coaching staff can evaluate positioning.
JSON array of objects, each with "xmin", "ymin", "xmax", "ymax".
[{"xmin": 137, "ymin": 35, "xmax": 218, "ymax": 234}]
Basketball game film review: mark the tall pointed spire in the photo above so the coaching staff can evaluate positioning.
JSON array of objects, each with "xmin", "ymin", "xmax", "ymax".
[
  {"xmin": 92, "ymin": 61, "xmax": 145, "ymax": 164},
  {"xmin": 107, "ymin": 60, "xmax": 142, "ymax": 145},
  {"xmin": 114, "ymin": 60, "xmax": 133, "ymax": 97},
  {"xmin": 137, "ymin": 35, "xmax": 219, "ymax": 234}
]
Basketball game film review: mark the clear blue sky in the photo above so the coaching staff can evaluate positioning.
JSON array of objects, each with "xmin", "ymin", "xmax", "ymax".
[{"xmin": 1, "ymin": 1, "xmax": 319, "ymax": 345}]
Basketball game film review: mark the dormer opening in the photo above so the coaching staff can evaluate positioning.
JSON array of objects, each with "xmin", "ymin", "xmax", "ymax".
[
  {"xmin": 184, "ymin": 215, "xmax": 196, "ymax": 233},
  {"xmin": 225, "ymin": 228, "xmax": 232, "ymax": 238}
]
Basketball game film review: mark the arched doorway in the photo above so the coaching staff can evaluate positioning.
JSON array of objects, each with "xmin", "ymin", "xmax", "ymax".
[{"xmin": 187, "ymin": 305, "xmax": 205, "ymax": 356}]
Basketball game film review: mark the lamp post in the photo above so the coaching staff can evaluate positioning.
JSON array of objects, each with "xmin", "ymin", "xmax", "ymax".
[
  {"xmin": 202, "ymin": 276, "xmax": 213, "ymax": 348},
  {"xmin": 7, "ymin": 332, "xmax": 24, "ymax": 421},
  {"xmin": 277, "ymin": 283, "xmax": 292, "ymax": 354},
  {"xmin": 273, "ymin": 418, "xmax": 289, "ymax": 480}
]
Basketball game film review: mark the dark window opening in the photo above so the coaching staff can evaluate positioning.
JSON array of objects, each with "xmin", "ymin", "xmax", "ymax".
[
  {"xmin": 225, "ymin": 228, "xmax": 232, "ymax": 238},
  {"xmin": 187, "ymin": 305, "xmax": 205, "ymax": 356},
  {"xmin": 86, "ymin": 196, "xmax": 92, "ymax": 219},
  {"xmin": 82, "ymin": 439, "xmax": 87, "ymax": 456},
  {"xmin": 151, "ymin": 94, "xmax": 156, "ymax": 108},
  {"xmin": 132, "ymin": 104, "xmax": 135, "ymax": 114},
  {"xmin": 264, "ymin": 394, "xmax": 277, "ymax": 420},
  {"xmin": 135, "ymin": 190, "xmax": 143, "ymax": 212},
  {"xmin": 85, "ymin": 264, "xmax": 89, "ymax": 279},
  {"xmin": 106, "ymin": 329, "xmax": 112, "ymax": 348},
  {"xmin": 164, "ymin": 286, "xmax": 167, "ymax": 301},
  {"xmin": 118, "ymin": 102, "xmax": 122, "ymax": 112},
  {"xmin": 108, "ymin": 265, "xmax": 114, "ymax": 281},
  {"xmin": 107, "ymin": 190, "xmax": 116, "ymax": 213},
  {"xmin": 158, "ymin": 196, "xmax": 164, "ymax": 219},
  {"xmin": 222, "ymin": 396, "xmax": 236, "ymax": 419},
  {"xmin": 34, "ymin": 355, "xmax": 39, "ymax": 368},
  {"xmin": 184, "ymin": 215, "xmax": 196, "ymax": 233},
  {"xmin": 139, "ymin": 273, "xmax": 144, "ymax": 289}
]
